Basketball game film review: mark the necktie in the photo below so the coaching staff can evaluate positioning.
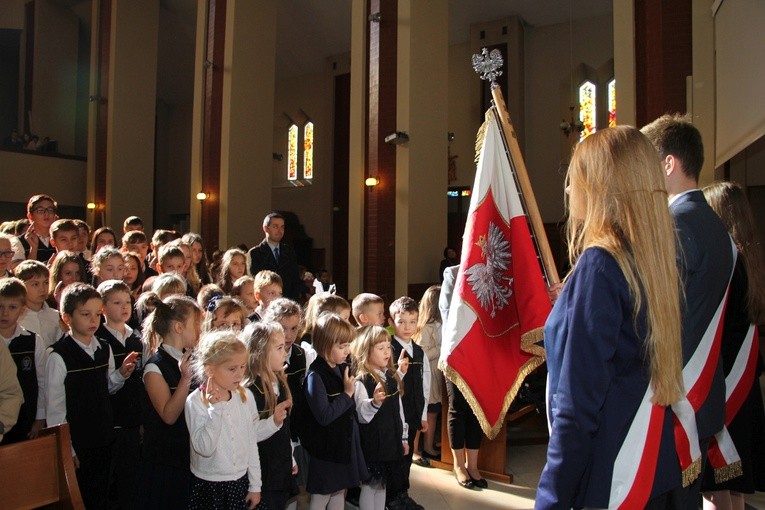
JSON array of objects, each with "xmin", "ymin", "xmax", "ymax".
[{"xmin": 274, "ymin": 246, "xmax": 280, "ymax": 263}]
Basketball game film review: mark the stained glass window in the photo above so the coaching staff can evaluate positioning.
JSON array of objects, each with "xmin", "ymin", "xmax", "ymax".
[
  {"xmin": 608, "ymin": 79, "xmax": 616, "ymax": 128},
  {"xmin": 579, "ymin": 81, "xmax": 596, "ymax": 142},
  {"xmin": 287, "ymin": 124, "xmax": 298, "ymax": 181},
  {"xmin": 303, "ymin": 122, "xmax": 314, "ymax": 180}
]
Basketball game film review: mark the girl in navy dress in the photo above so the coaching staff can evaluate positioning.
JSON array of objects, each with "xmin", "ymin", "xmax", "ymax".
[
  {"xmin": 138, "ymin": 295, "xmax": 201, "ymax": 509},
  {"xmin": 243, "ymin": 321, "xmax": 296, "ymax": 510},
  {"xmin": 536, "ymin": 126, "xmax": 684, "ymax": 509},
  {"xmin": 302, "ymin": 312, "xmax": 368, "ymax": 510},
  {"xmin": 351, "ymin": 325, "xmax": 407, "ymax": 510}
]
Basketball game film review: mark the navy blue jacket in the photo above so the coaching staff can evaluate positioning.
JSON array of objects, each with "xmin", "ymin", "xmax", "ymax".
[
  {"xmin": 671, "ymin": 190, "xmax": 734, "ymax": 438},
  {"xmin": 536, "ymin": 248, "xmax": 680, "ymax": 509}
]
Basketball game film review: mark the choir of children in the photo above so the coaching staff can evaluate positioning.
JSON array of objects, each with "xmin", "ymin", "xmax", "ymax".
[{"xmin": 0, "ymin": 203, "xmax": 450, "ymax": 510}]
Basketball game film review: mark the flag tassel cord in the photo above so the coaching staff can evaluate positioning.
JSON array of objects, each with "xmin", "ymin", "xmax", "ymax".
[{"xmin": 488, "ymin": 85, "xmax": 559, "ymax": 286}]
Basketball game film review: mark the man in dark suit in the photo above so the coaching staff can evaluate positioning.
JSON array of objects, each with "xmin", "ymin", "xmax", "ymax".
[
  {"xmin": 248, "ymin": 212, "xmax": 302, "ymax": 300},
  {"xmin": 642, "ymin": 114, "xmax": 735, "ymax": 509}
]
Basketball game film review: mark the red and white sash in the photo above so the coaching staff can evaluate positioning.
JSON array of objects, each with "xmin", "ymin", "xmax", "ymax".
[
  {"xmin": 707, "ymin": 324, "xmax": 758, "ymax": 483},
  {"xmin": 609, "ymin": 240, "xmax": 738, "ymax": 508},
  {"xmin": 671, "ymin": 241, "xmax": 739, "ymax": 487}
]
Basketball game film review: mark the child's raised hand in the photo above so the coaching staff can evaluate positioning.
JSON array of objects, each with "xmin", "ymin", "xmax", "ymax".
[
  {"xmin": 245, "ymin": 491, "xmax": 261, "ymax": 509},
  {"xmin": 343, "ymin": 366, "xmax": 354, "ymax": 397},
  {"xmin": 273, "ymin": 399, "xmax": 291, "ymax": 426},
  {"xmin": 24, "ymin": 222, "xmax": 39, "ymax": 249},
  {"xmin": 204, "ymin": 377, "xmax": 222, "ymax": 404},
  {"xmin": 397, "ymin": 349, "xmax": 410, "ymax": 375},
  {"xmin": 179, "ymin": 350, "xmax": 194, "ymax": 382},
  {"xmin": 373, "ymin": 381, "xmax": 386, "ymax": 406},
  {"xmin": 119, "ymin": 351, "xmax": 139, "ymax": 378}
]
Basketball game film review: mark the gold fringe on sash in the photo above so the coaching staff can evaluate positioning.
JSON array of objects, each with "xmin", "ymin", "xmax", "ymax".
[
  {"xmin": 681, "ymin": 458, "xmax": 702, "ymax": 488},
  {"xmin": 714, "ymin": 460, "xmax": 743, "ymax": 485}
]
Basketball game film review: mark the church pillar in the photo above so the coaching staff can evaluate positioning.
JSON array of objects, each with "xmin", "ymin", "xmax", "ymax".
[
  {"xmin": 104, "ymin": 0, "xmax": 159, "ymax": 231},
  {"xmin": 218, "ymin": 0, "xmax": 276, "ymax": 249},
  {"xmin": 634, "ymin": 0, "xmax": 692, "ymax": 127},
  {"xmin": 362, "ymin": 0, "xmax": 398, "ymax": 302},
  {"xmin": 347, "ymin": 0, "xmax": 368, "ymax": 297},
  {"xmin": 394, "ymin": 0, "xmax": 448, "ymax": 295},
  {"xmin": 355, "ymin": 0, "xmax": 448, "ymax": 302}
]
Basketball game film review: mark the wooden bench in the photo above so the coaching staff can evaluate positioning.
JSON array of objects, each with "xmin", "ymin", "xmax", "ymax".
[{"xmin": 0, "ymin": 423, "xmax": 84, "ymax": 509}]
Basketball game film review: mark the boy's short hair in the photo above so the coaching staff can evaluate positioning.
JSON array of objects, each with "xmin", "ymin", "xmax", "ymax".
[
  {"xmin": 640, "ymin": 113, "xmax": 704, "ymax": 181},
  {"xmin": 158, "ymin": 244, "xmax": 185, "ymax": 265},
  {"xmin": 197, "ymin": 283, "xmax": 225, "ymax": 310},
  {"xmin": 91, "ymin": 247, "xmax": 123, "ymax": 274},
  {"xmin": 231, "ymin": 275, "xmax": 255, "ymax": 297},
  {"xmin": 27, "ymin": 194, "xmax": 57, "ymax": 215},
  {"xmin": 50, "ymin": 218, "xmax": 79, "ymax": 239},
  {"xmin": 0, "ymin": 277, "xmax": 27, "ymax": 301},
  {"xmin": 352, "ymin": 292, "xmax": 384, "ymax": 322},
  {"xmin": 253, "ymin": 270, "xmax": 283, "ymax": 292},
  {"xmin": 389, "ymin": 296, "xmax": 418, "ymax": 317},
  {"xmin": 96, "ymin": 279, "xmax": 131, "ymax": 301},
  {"xmin": 74, "ymin": 219, "xmax": 91, "ymax": 235},
  {"xmin": 61, "ymin": 282, "xmax": 102, "ymax": 316},
  {"xmin": 122, "ymin": 230, "xmax": 148, "ymax": 246},
  {"xmin": 14, "ymin": 259, "xmax": 50, "ymax": 281},
  {"xmin": 123, "ymin": 216, "xmax": 144, "ymax": 230},
  {"xmin": 152, "ymin": 229, "xmax": 180, "ymax": 248}
]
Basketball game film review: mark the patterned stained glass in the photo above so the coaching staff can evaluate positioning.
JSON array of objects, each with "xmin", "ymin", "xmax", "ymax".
[
  {"xmin": 303, "ymin": 122, "xmax": 314, "ymax": 180},
  {"xmin": 579, "ymin": 81, "xmax": 596, "ymax": 142},
  {"xmin": 608, "ymin": 79, "xmax": 616, "ymax": 128},
  {"xmin": 287, "ymin": 124, "xmax": 298, "ymax": 181}
]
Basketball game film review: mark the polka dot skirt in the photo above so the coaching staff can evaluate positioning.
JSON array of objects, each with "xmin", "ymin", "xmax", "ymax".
[{"xmin": 189, "ymin": 473, "xmax": 249, "ymax": 510}]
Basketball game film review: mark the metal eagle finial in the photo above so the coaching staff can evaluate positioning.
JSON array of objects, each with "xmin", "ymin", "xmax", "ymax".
[{"xmin": 472, "ymin": 48, "xmax": 503, "ymax": 86}]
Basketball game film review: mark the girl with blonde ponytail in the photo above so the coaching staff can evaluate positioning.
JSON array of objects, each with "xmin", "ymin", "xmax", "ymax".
[{"xmin": 537, "ymin": 126, "xmax": 684, "ymax": 509}]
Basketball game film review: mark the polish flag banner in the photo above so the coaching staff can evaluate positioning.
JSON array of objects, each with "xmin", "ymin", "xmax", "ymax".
[{"xmin": 440, "ymin": 109, "xmax": 552, "ymax": 439}]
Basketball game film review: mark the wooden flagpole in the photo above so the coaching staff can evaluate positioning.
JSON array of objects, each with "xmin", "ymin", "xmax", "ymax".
[{"xmin": 473, "ymin": 48, "xmax": 560, "ymax": 285}]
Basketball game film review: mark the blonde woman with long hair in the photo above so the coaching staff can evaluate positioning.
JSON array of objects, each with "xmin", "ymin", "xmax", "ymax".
[{"xmin": 536, "ymin": 126, "xmax": 684, "ymax": 509}]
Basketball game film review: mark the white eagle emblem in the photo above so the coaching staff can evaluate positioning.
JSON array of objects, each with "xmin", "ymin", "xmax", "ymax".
[{"xmin": 464, "ymin": 222, "xmax": 513, "ymax": 318}]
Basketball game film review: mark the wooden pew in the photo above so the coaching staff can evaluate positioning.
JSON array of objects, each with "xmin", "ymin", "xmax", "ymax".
[{"xmin": 0, "ymin": 423, "xmax": 84, "ymax": 509}]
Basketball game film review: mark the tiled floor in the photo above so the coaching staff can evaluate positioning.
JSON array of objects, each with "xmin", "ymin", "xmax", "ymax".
[{"xmin": 402, "ymin": 444, "xmax": 765, "ymax": 510}]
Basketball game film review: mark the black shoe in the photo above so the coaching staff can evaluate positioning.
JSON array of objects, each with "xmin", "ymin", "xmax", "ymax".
[
  {"xmin": 412, "ymin": 455, "xmax": 430, "ymax": 467},
  {"xmin": 455, "ymin": 470, "xmax": 476, "ymax": 489},
  {"xmin": 470, "ymin": 476, "xmax": 488, "ymax": 488},
  {"xmin": 421, "ymin": 449, "xmax": 441, "ymax": 460},
  {"xmin": 402, "ymin": 494, "xmax": 424, "ymax": 510},
  {"xmin": 385, "ymin": 497, "xmax": 408, "ymax": 510}
]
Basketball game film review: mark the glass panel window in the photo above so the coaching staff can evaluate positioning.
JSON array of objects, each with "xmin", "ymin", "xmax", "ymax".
[
  {"xmin": 287, "ymin": 124, "xmax": 298, "ymax": 181},
  {"xmin": 608, "ymin": 79, "xmax": 616, "ymax": 128},
  {"xmin": 579, "ymin": 81, "xmax": 596, "ymax": 142},
  {"xmin": 303, "ymin": 122, "xmax": 314, "ymax": 180}
]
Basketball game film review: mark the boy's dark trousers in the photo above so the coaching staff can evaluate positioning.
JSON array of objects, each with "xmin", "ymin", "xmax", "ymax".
[
  {"xmin": 109, "ymin": 426, "xmax": 141, "ymax": 509},
  {"xmin": 77, "ymin": 444, "xmax": 113, "ymax": 509},
  {"xmin": 385, "ymin": 425, "xmax": 418, "ymax": 503}
]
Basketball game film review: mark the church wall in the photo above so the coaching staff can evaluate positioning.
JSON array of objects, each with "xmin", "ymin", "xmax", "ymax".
[
  {"xmin": 271, "ymin": 68, "xmax": 335, "ymax": 273},
  {"xmin": 446, "ymin": 15, "xmax": 613, "ymax": 224}
]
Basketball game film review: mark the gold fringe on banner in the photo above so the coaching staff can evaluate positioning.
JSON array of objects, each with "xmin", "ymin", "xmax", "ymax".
[
  {"xmin": 473, "ymin": 110, "xmax": 493, "ymax": 164},
  {"xmin": 520, "ymin": 326, "xmax": 547, "ymax": 358},
  {"xmin": 439, "ymin": 353, "xmax": 545, "ymax": 440}
]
